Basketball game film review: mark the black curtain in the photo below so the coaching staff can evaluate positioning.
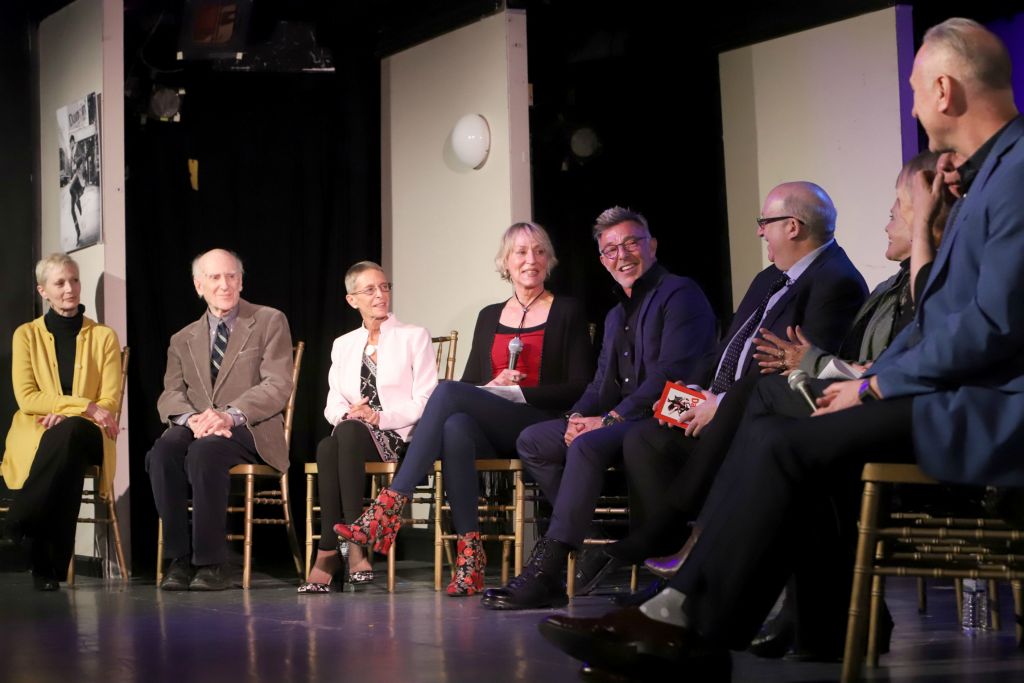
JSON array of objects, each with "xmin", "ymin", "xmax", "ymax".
[{"xmin": 125, "ymin": 56, "xmax": 380, "ymax": 574}]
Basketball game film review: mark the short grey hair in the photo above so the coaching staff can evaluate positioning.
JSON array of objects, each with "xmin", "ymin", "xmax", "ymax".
[
  {"xmin": 592, "ymin": 206, "xmax": 650, "ymax": 241},
  {"xmin": 191, "ymin": 249, "xmax": 245, "ymax": 280},
  {"xmin": 924, "ymin": 18, "xmax": 1012, "ymax": 91},
  {"xmin": 494, "ymin": 222, "xmax": 559, "ymax": 282},
  {"xmin": 35, "ymin": 253, "xmax": 78, "ymax": 286},
  {"xmin": 344, "ymin": 261, "xmax": 386, "ymax": 294}
]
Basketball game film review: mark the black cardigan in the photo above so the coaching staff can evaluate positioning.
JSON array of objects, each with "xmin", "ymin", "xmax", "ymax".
[{"xmin": 460, "ymin": 295, "xmax": 594, "ymax": 412}]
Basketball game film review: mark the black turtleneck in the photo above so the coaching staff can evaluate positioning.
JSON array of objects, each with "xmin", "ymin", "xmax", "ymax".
[{"xmin": 44, "ymin": 304, "xmax": 84, "ymax": 395}]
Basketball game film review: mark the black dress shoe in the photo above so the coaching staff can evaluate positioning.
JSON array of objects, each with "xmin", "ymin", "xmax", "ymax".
[
  {"xmin": 748, "ymin": 612, "xmax": 794, "ymax": 659},
  {"xmin": 613, "ymin": 578, "xmax": 668, "ymax": 607},
  {"xmin": 160, "ymin": 557, "xmax": 194, "ymax": 591},
  {"xmin": 577, "ymin": 663, "xmax": 635, "ymax": 682},
  {"xmin": 32, "ymin": 574, "xmax": 60, "ymax": 592},
  {"xmin": 190, "ymin": 563, "xmax": 233, "ymax": 591},
  {"xmin": 538, "ymin": 607, "xmax": 730, "ymax": 680},
  {"xmin": 573, "ymin": 548, "xmax": 622, "ymax": 597},
  {"xmin": 480, "ymin": 537, "xmax": 569, "ymax": 610}
]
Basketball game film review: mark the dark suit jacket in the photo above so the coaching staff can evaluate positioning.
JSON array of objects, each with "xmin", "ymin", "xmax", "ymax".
[
  {"xmin": 872, "ymin": 116, "xmax": 1024, "ymax": 486},
  {"xmin": 694, "ymin": 241, "xmax": 868, "ymax": 388},
  {"xmin": 156, "ymin": 298, "xmax": 294, "ymax": 472},
  {"xmin": 460, "ymin": 295, "xmax": 594, "ymax": 412},
  {"xmin": 572, "ymin": 271, "xmax": 717, "ymax": 420}
]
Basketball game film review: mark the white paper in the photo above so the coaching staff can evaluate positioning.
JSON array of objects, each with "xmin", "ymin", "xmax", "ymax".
[
  {"xmin": 478, "ymin": 385, "xmax": 527, "ymax": 404},
  {"xmin": 817, "ymin": 357, "xmax": 863, "ymax": 381}
]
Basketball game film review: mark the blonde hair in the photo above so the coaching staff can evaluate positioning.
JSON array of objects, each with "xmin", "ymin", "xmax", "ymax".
[
  {"xmin": 35, "ymin": 253, "xmax": 78, "ymax": 286},
  {"xmin": 494, "ymin": 222, "xmax": 558, "ymax": 282}
]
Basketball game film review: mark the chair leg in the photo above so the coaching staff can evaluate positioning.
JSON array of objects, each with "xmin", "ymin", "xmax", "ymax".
[
  {"xmin": 156, "ymin": 520, "xmax": 165, "ymax": 585},
  {"xmin": 955, "ymin": 578, "xmax": 964, "ymax": 624},
  {"xmin": 566, "ymin": 552, "xmax": 577, "ymax": 598},
  {"xmin": 501, "ymin": 540, "xmax": 511, "ymax": 585},
  {"xmin": 917, "ymin": 577, "xmax": 927, "ymax": 614},
  {"xmin": 514, "ymin": 470, "xmax": 524, "ymax": 576},
  {"xmin": 1012, "ymin": 579, "xmax": 1023, "ymax": 648},
  {"xmin": 386, "ymin": 472, "xmax": 396, "ymax": 593},
  {"xmin": 242, "ymin": 474, "xmax": 255, "ymax": 589},
  {"xmin": 989, "ymin": 579, "xmax": 1001, "ymax": 630},
  {"xmin": 841, "ymin": 480, "xmax": 882, "ymax": 683},
  {"xmin": 305, "ymin": 473, "xmax": 315, "ymax": 581},
  {"xmin": 630, "ymin": 564, "xmax": 638, "ymax": 592},
  {"xmin": 278, "ymin": 475, "xmax": 304, "ymax": 580},
  {"xmin": 434, "ymin": 470, "xmax": 444, "ymax": 591},
  {"xmin": 67, "ymin": 557, "xmax": 75, "ymax": 586},
  {"xmin": 107, "ymin": 493, "xmax": 129, "ymax": 583},
  {"xmin": 867, "ymin": 568, "xmax": 885, "ymax": 668}
]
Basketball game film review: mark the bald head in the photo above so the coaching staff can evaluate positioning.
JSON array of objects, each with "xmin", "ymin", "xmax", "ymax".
[
  {"xmin": 192, "ymin": 249, "xmax": 245, "ymax": 280},
  {"xmin": 772, "ymin": 181, "xmax": 836, "ymax": 243}
]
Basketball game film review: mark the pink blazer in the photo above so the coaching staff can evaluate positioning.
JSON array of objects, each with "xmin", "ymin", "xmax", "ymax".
[{"xmin": 323, "ymin": 314, "xmax": 437, "ymax": 441}]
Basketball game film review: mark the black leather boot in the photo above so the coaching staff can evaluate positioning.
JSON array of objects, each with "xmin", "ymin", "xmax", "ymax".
[{"xmin": 481, "ymin": 536, "xmax": 570, "ymax": 610}]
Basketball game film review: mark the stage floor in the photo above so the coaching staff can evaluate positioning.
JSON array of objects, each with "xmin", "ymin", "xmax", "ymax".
[{"xmin": 1, "ymin": 563, "xmax": 1021, "ymax": 682}]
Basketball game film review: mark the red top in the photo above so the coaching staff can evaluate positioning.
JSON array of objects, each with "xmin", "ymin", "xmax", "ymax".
[{"xmin": 491, "ymin": 326, "xmax": 545, "ymax": 387}]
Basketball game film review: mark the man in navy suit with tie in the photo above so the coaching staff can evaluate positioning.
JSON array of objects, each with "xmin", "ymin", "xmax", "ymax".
[{"xmin": 537, "ymin": 17, "xmax": 1024, "ymax": 678}]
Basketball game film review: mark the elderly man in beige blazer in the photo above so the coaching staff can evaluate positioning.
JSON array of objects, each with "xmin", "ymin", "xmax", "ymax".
[{"xmin": 147, "ymin": 248, "xmax": 293, "ymax": 591}]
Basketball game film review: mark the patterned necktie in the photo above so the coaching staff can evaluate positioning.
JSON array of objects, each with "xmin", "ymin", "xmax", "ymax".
[
  {"xmin": 211, "ymin": 321, "xmax": 229, "ymax": 384},
  {"xmin": 709, "ymin": 273, "xmax": 790, "ymax": 394}
]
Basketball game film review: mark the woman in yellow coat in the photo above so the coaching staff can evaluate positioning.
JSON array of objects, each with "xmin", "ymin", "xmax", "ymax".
[{"xmin": 2, "ymin": 253, "xmax": 121, "ymax": 590}]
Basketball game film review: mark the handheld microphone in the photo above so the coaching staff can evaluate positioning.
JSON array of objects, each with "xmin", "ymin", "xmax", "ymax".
[
  {"xmin": 508, "ymin": 336, "xmax": 524, "ymax": 371},
  {"xmin": 787, "ymin": 370, "xmax": 818, "ymax": 412}
]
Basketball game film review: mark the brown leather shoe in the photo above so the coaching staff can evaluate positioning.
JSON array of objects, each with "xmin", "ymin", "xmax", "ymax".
[{"xmin": 538, "ymin": 607, "xmax": 730, "ymax": 680}]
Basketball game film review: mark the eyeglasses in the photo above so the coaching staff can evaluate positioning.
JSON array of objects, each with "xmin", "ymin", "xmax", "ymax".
[
  {"xmin": 351, "ymin": 283, "xmax": 393, "ymax": 297},
  {"xmin": 599, "ymin": 236, "xmax": 649, "ymax": 259},
  {"xmin": 756, "ymin": 215, "xmax": 802, "ymax": 229}
]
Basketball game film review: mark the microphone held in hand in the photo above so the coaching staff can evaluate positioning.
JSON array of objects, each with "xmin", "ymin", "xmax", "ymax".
[
  {"xmin": 508, "ymin": 336, "xmax": 524, "ymax": 371},
  {"xmin": 788, "ymin": 370, "xmax": 818, "ymax": 411}
]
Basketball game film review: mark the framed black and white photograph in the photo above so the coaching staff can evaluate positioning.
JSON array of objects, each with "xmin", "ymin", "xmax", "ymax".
[{"xmin": 57, "ymin": 92, "xmax": 101, "ymax": 252}]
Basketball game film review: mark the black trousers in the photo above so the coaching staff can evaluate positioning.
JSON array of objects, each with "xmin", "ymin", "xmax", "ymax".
[
  {"xmin": 389, "ymin": 381, "xmax": 551, "ymax": 534},
  {"xmin": 614, "ymin": 373, "xmax": 766, "ymax": 560},
  {"xmin": 146, "ymin": 425, "xmax": 260, "ymax": 566},
  {"xmin": 670, "ymin": 379, "xmax": 914, "ymax": 649},
  {"xmin": 315, "ymin": 421, "xmax": 386, "ymax": 551},
  {"xmin": 7, "ymin": 416, "xmax": 102, "ymax": 580}
]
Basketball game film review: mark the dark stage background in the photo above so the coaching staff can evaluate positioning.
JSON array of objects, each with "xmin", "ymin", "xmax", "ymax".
[
  {"xmin": 119, "ymin": 0, "xmax": 1024, "ymax": 574},
  {"xmin": 124, "ymin": 4, "xmax": 381, "ymax": 572}
]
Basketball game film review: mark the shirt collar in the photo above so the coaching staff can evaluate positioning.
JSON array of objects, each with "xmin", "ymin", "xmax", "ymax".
[
  {"xmin": 614, "ymin": 261, "xmax": 667, "ymax": 305},
  {"xmin": 957, "ymin": 116, "xmax": 1018, "ymax": 194},
  {"xmin": 783, "ymin": 238, "xmax": 833, "ymax": 282},
  {"xmin": 207, "ymin": 305, "xmax": 239, "ymax": 329}
]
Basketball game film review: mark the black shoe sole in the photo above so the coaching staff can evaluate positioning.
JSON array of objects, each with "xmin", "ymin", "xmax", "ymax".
[
  {"xmin": 539, "ymin": 620, "xmax": 731, "ymax": 681},
  {"xmin": 480, "ymin": 594, "xmax": 569, "ymax": 610}
]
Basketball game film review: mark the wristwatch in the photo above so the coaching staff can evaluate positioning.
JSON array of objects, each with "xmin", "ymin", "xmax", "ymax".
[
  {"xmin": 858, "ymin": 379, "xmax": 880, "ymax": 402},
  {"xmin": 601, "ymin": 412, "xmax": 623, "ymax": 427}
]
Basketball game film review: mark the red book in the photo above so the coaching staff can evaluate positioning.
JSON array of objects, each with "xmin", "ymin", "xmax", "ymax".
[{"xmin": 654, "ymin": 382, "xmax": 706, "ymax": 429}]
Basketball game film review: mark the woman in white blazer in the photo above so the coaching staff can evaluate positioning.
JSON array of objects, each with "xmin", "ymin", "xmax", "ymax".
[{"xmin": 299, "ymin": 261, "xmax": 437, "ymax": 593}]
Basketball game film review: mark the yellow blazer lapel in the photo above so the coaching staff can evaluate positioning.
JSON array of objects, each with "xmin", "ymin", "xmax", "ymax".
[{"xmin": 33, "ymin": 317, "xmax": 63, "ymax": 396}]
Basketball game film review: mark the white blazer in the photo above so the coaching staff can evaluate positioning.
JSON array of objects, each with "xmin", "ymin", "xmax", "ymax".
[{"xmin": 323, "ymin": 314, "xmax": 438, "ymax": 441}]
